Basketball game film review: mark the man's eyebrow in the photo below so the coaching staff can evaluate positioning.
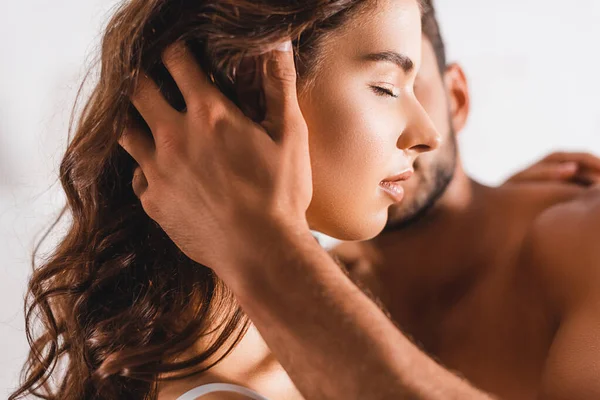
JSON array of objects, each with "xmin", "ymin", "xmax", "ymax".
[{"xmin": 362, "ymin": 51, "xmax": 414, "ymax": 73}]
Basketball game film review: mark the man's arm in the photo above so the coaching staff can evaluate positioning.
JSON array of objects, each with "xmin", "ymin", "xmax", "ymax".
[
  {"xmin": 224, "ymin": 226, "xmax": 494, "ymax": 400},
  {"xmin": 229, "ymin": 188, "xmax": 600, "ymax": 400},
  {"xmin": 124, "ymin": 43, "xmax": 491, "ymax": 400},
  {"xmin": 528, "ymin": 188, "xmax": 600, "ymax": 399}
]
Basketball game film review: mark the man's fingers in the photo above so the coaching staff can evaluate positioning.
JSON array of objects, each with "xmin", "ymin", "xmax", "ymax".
[
  {"xmin": 260, "ymin": 40, "xmax": 304, "ymax": 141},
  {"xmin": 235, "ymin": 56, "xmax": 264, "ymax": 122},
  {"xmin": 131, "ymin": 73, "xmax": 177, "ymax": 132},
  {"xmin": 545, "ymin": 152, "xmax": 600, "ymax": 171},
  {"xmin": 132, "ymin": 167, "xmax": 149, "ymax": 198},
  {"xmin": 162, "ymin": 42, "xmax": 227, "ymax": 111},
  {"xmin": 552, "ymin": 162, "xmax": 579, "ymax": 178},
  {"xmin": 510, "ymin": 162, "xmax": 578, "ymax": 183},
  {"xmin": 119, "ymin": 126, "xmax": 155, "ymax": 167},
  {"xmin": 119, "ymin": 128, "xmax": 152, "ymax": 198},
  {"xmin": 162, "ymin": 42, "xmax": 209, "ymax": 106},
  {"xmin": 572, "ymin": 169, "xmax": 600, "ymax": 187}
]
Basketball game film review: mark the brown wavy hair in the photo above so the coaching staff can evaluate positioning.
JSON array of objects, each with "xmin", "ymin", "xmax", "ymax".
[{"xmin": 9, "ymin": 0, "xmax": 388, "ymax": 399}]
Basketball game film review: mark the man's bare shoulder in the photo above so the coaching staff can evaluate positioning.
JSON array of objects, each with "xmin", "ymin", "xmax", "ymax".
[{"xmin": 523, "ymin": 185, "xmax": 600, "ymax": 315}]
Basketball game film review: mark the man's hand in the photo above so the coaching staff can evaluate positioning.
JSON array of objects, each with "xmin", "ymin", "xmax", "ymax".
[
  {"xmin": 119, "ymin": 41, "xmax": 312, "ymax": 274},
  {"xmin": 119, "ymin": 41, "xmax": 493, "ymax": 400},
  {"xmin": 506, "ymin": 151, "xmax": 600, "ymax": 186}
]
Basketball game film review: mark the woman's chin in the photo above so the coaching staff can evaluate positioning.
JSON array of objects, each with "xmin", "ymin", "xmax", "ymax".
[{"xmin": 310, "ymin": 209, "xmax": 388, "ymax": 243}]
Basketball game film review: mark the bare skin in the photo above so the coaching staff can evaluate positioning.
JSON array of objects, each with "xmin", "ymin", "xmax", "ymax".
[
  {"xmin": 124, "ymin": 1, "xmax": 457, "ymax": 398},
  {"xmin": 506, "ymin": 152, "xmax": 600, "ymax": 186},
  {"xmin": 122, "ymin": 2, "xmax": 600, "ymax": 400},
  {"xmin": 171, "ymin": 40, "xmax": 600, "ymax": 400},
  {"xmin": 331, "ymin": 37, "xmax": 600, "ymax": 400},
  {"xmin": 160, "ymin": 164, "xmax": 600, "ymax": 400},
  {"xmin": 335, "ymin": 179, "xmax": 597, "ymax": 400}
]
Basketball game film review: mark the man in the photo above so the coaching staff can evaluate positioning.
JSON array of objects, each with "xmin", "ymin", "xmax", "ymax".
[
  {"xmin": 123, "ymin": 1, "xmax": 600, "ymax": 399},
  {"xmin": 332, "ymin": 2, "xmax": 600, "ymax": 399}
]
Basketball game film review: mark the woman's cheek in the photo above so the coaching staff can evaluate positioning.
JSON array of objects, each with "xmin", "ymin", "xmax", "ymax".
[{"xmin": 303, "ymin": 81, "xmax": 396, "ymax": 194}]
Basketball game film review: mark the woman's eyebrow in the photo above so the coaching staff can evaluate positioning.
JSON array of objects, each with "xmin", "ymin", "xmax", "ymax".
[{"xmin": 362, "ymin": 51, "xmax": 414, "ymax": 73}]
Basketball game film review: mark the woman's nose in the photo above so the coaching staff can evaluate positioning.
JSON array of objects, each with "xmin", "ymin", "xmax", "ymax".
[{"xmin": 396, "ymin": 95, "xmax": 441, "ymax": 154}]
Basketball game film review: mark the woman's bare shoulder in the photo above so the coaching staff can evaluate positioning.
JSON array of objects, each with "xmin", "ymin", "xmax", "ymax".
[
  {"xmin": 158, "ymin": 382, "xmax": 253, "ymax": 400},
  {"xmin": 160, "ymin": 391, "xmax": 251, "ymax": 400}
]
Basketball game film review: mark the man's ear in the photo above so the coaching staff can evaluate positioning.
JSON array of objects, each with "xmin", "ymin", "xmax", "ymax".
[{"xmin": 444, "ymin": 63, "xmax": 470, "ymax": 135}]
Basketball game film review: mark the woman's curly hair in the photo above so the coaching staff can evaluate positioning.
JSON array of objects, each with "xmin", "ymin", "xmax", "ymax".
[{"xmin": 9, "ymin": 0, "xmax": 383, "ymax": 399}]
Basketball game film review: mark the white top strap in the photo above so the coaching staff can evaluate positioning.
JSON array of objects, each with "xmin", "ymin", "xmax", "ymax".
[{"xmin": 176, "ymin": 383, "xmax": 271, "ymax": 400}]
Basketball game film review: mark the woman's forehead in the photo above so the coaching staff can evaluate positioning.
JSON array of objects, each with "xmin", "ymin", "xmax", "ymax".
[{"xmin": 320, "ymin": 0, "xmax": 423, "ymax": 68}]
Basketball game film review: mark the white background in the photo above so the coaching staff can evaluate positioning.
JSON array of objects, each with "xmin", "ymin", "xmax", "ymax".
[{"xmin": 1, "ymin": 0, "xmax": 599, "ymax": 397}]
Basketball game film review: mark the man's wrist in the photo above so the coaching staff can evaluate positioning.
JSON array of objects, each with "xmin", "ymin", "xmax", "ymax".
[{"xmin": 217, "ymin": 216, "xmax": 323, "ymax": 295}]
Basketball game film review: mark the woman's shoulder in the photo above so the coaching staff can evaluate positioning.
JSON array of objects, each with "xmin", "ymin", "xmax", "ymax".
[
  {"xmin": 165, "ymin": 391, "xmax": 252, "ymax": 400},
  {"xmin": 158, "ymin": 380, "xmax": 267, "ymax": 400}
]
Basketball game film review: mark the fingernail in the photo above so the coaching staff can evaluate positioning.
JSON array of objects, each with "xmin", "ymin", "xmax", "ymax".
[
  {"xmin": 560, "ymin": 162, "xmax": 578, "ymax": 171},
  {"xmin": 275, "ymin": 40, "xmax": 292, "ymax": 52}
]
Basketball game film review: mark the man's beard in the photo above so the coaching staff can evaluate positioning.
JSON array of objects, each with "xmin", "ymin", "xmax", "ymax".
[{"xmin": 384, "ymin": 126, "xmax": 457, "ymax": 232}]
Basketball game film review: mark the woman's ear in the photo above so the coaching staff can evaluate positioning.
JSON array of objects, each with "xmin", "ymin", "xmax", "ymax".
[{"xmin": 444, "ymin": 63, "xmax": 470, "ymax": 135}]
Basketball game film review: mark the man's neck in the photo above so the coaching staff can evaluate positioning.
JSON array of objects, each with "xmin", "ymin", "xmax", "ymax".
[
  {"xmin": 362, "ymin": 163, "xmax": 516, "ymax": 329},
  {"xmin": 368, "ymin": 162, "xmax": 585, "ymax": 320},
  {"xmin": 377, "ymin": 165, "xmax": 493, "ymax": 275}
]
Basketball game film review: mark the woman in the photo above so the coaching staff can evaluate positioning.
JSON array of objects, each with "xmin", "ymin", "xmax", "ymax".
[{"xmin": 11, "ymin": 0, "xmax": 438, "ymax": 398}]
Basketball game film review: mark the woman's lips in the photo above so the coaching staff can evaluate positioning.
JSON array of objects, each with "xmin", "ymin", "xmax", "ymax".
[
  {"xmin": 379, "ymin": 180, "xmax": 405, "ymax": 203},
  {"xmin": 379, "ymin": 169, "xmax": 413, "ymax": 203}
]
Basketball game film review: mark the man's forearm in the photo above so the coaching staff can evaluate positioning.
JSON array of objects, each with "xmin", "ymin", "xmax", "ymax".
[{"xmin": 225, "ymin": 228, "xmax": 494, "ymax": 400}]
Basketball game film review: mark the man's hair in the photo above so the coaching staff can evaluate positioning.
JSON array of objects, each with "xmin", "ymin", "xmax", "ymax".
[{"xmin": 421, "ymin": 0, "xmax": 447, "ymax": 74}]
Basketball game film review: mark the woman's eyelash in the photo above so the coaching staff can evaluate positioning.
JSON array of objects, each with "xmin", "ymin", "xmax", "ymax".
[{"xmin": 371, "ymin": 86, "xmax": 398, "ymax": 98}]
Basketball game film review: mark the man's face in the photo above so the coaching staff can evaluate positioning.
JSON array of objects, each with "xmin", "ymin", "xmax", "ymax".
[
  {"xmin": 386, "ymin": 37, "xmax": 458, "ymax": 229},
  {"xmin": 300, "ymin": 0, "xmax": 440, "ymax": 241}
]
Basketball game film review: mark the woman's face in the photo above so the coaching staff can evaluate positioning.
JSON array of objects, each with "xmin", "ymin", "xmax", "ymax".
[{"xmin": 300, "ymin": 0, "xmax": 440, "ymax": 241}]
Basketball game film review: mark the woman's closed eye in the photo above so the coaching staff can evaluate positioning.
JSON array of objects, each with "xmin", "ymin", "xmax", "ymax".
[{"xmin": 370, "ymin": 85, "xmax": 399, "ymax": 98}]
